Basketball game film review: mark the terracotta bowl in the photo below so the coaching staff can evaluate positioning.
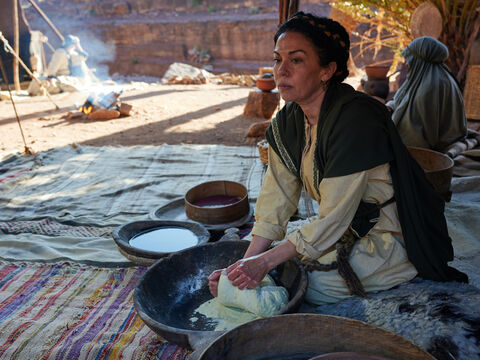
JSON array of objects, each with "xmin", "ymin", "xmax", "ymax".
[
  {"xmin": 365, "ymin": 65, "xmax": 390, "ymax": 80},
  {"xmin": 256, "ymin": 77, "xmax": 276, "ymax": 92},
  {"xmin": 407, "ymin": 146, "xmax": 454, "ymax": 198},
  {"xmin": 185, "ymin": 180, "xmax": 249, "ymax": 225}
]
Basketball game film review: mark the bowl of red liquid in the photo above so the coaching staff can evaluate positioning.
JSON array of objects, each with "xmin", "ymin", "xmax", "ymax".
[{"xmin": 184, "ymin": 180, "xmax": 249, "ymax": 225}]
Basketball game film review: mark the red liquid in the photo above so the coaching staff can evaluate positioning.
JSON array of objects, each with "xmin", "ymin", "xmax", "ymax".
[{"xmin": 192, "ymin": 195, "xmax": 242, "ymax": 208}]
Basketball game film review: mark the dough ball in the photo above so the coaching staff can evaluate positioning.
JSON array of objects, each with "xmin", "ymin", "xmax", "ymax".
[{"xmin": 217, "ymin": 273, "xmax": 289, "ymax": 317}]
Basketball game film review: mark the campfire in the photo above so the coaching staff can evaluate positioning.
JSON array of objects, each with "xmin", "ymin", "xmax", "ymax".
[
  {"xmin": 79, "ymin": 102, "xmax": 94, "ymax": 115},
  {"xmin": 68, "ymin": 90, "xmax": 132, "ymax": 120}
]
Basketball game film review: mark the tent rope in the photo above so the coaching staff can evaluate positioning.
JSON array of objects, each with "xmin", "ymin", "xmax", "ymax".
[{"xmin": 0, "ymin": 55, "xmax": 34, "ymax": 155}]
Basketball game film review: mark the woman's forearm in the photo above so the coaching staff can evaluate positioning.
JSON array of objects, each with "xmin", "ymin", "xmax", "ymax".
[
  {"xmin": 243, "ymin": 234, "xmax": 273, "ymax": 258},
  {"xmin": 261, "ymin": 240, "xmax": 299, "ymax": 271}
]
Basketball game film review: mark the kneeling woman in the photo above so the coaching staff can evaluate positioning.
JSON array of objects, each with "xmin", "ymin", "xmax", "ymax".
[{"xmin": 209, "ymin": 12, "xmax": 467, "ymax": 305}]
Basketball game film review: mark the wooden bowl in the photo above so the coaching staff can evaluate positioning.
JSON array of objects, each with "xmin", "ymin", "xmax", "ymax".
[
  {"xmin": 365, "ymin": 65, "xmax": 390, "ymax": 80},
  {"xmin": 407, "ymin": 146, "xmax": 454, "ymax": 197},
  {"xmin": 199, "ymin": 314, "xmax": 435, "ymax": 360},
  {"xmin": 112, "ymin": 220, "xmax": 210, "ymax": 265},
  {"xmin": 185, "ymin": 180, "xmax": 249, "ymax": 225},
  {"xmin": 256, "ymin": 77, "xmax": 276, "ymax": 92},
  {"xmin": 310, "ymin": 353, "xmax": 393, "ymax": 360}
]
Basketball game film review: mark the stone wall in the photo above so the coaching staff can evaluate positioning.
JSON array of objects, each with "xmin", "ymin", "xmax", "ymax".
[{"xmin": 24, "ymin": 0, "xmax": 330, "ymax": 77}]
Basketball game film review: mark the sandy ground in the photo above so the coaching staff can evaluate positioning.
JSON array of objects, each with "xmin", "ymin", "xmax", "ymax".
[
  {"xmin": 0, "ymin": 82, "xmax": 269, "ymax": 158},
  {"xmin": 0, "ymin": 75, "xmax": 368, "ymax": 158}
]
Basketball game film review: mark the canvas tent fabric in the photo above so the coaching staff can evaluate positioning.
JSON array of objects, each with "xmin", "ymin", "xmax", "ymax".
[
  {"xmin": 0, "ymin": 144, "xmax": 479, "ymax": 359},
  {"xmin": 0, "ymin": 0, "xmax": 32, "ymax": 83},
  {"xmin": 0, "ymin": 144, "xmax": 264, "ymax": 263}
]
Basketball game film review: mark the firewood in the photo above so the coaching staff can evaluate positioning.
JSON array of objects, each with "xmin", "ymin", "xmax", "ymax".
[
  {"xmin": 88, "ymin": 109, "xmax": 120, "ymax": 120},
  {"xmin": 67, "ymin": 111, "xmax": 86, "ymax": 120},
  {"xmin": 119, "ymin": 102, "xmax": 133, "ymax": 116}
]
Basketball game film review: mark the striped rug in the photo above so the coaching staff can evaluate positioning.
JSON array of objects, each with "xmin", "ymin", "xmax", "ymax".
[{"xmin": 0, "ymin": 261, "xmax": 190, "ymax": 359}]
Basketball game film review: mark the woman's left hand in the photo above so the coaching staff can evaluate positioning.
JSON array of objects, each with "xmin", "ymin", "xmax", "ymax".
[{"xmin": 225, "ymin": 255, "xmax": 269, "ymax": 290}]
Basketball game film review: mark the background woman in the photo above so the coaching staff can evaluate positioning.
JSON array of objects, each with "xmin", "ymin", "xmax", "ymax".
[{"xmin": 386, "ymin": 36, "xmax": 467, "ymax": 152}]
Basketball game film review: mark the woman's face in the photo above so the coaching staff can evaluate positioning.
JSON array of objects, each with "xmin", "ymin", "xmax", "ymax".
[{"xmin": 273, "ymin": 31, "xmax": 333, "ymax": 104}]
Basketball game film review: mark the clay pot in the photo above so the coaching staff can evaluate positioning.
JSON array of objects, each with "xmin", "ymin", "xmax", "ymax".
[
  {"xmin": 365, "ymin": 65, "xmax": 390, "ymax": 80},
  {"xmin": 256, "ymin": 77, "xmax": 276, "ymax": 92},
  {"xmin": 362, "ymin": 78, "xmax": 390, "ymax": 99}
]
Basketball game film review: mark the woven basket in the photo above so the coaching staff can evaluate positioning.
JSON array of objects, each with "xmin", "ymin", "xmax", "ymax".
[
  {"xmin": 410, "ymin": 2, "xmax": 443, "ymax": 39},
  {"xmin": 464, "ymin": 65, "xmax": 480, "ymax": 120},
  {"xmin": 257, "ymin": 139, "xmax": 269, "ymax": 165},
  {"xmin": 329, "ymin": 7, "xmax": 357, "ymax": 34}
]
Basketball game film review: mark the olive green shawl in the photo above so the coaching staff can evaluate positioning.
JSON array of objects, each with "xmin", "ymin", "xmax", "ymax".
[{"xmin": 266, "ymin": 82, "xmax": 467, "ymax": 283}]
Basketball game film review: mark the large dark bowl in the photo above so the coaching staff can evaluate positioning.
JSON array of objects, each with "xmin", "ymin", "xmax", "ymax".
[
  {"xmin": 199, "ymin": 314, "xmax": 435, "ymax": 360},
  {"xmin": 112, "ymin": 220, "xmax": 210, "ymax": 265},
  {"xmin": 134, "ymin": 240, "xmax": 307, "ymax": 353}
]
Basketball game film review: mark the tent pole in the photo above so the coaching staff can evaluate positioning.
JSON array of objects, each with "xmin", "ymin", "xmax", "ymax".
[
  {"xmin": 13, "ymin": 0, "xmax": 21, "ymax": 90},
  {"xmin": 0, "ymin": 31, "xmax": 60, "ymax": 110},
  {"xmin": 0, "ymin": 55, "xmax": 33, "ymax": 155},
  {"xmin": 288, "ymin": 0, "xmax": 299, "ymax": 19},
  {"xmin": 26, "ymin": 0, "xmax": 64, "ymax": 43}
]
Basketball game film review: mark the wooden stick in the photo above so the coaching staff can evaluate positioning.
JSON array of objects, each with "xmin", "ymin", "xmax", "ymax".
[
  {"xmin": 0, "ymin": 55, "xmax": 33, "ymax": 155},
  {"xmin": 287, "ymin": 0, "xmax": 299, "ymax": 19},
  {"xmin": 26, "ymin": 0, "xmax": 64, "ymax": 43},
  {"xmin": 13, "ymin": 0, "xmax": 20, "ymax": 90},
  {"xmin": 0, "ymin": 31, "xmax": 60, "ymax": 110}
]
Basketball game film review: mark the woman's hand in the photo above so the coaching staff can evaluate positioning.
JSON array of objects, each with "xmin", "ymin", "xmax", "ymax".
[
  {"xmin": 227, "ymin": 239, "xmax": 299, "ymax": 291},
  {"xmin": 207, "ymin": 269, "xmax": 223, "ymax": 297},
  {"xmin": 225, "ymin": 255, "xmax": 270, "ymax": 290}
]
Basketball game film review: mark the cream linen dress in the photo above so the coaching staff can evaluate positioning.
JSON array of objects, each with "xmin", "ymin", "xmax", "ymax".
[{"xmin": 251, "ymin": 121, "xmax": 418, "ymax": 304}]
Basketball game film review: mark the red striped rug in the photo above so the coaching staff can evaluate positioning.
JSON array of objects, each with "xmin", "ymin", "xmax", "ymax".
[{"xmin": 0, "ymin": 261, "xmax": 190, "ymax": 359}]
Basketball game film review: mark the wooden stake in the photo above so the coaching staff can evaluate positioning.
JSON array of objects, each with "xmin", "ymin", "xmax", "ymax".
[
  {"xmin": 26, "ymin": 0, "xmax": 64, "ymax": 43},
  {"xmin": 0, "ymin": 55, "xmax": 33, "ymax": 155},
  {"xmin": 287, "ymin": 0, "xmax": 299, "ymax": 19},
  {"xmin": 13, "ymin": 0, "xmax": 20, "ymax": 90}
]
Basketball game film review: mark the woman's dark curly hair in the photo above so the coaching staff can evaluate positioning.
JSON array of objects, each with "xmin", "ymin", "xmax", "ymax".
[{"xmin": 274, "ymin": 12, "xmax": 350, "ymax": 83}]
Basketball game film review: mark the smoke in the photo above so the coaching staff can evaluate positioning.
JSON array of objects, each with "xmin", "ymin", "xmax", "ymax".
[
  {"xmin": 73, "ymin": 30, "xmax": 116, "ymax": 81},
  {"xmin": 24, "ymin": 10, "xmax": 117, "ymax": 81}
]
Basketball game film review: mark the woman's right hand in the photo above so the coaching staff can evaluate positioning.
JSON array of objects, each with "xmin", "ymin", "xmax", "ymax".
[{"xmin": 207, "ymin": 269, "xmax": 224, "ymax": 297}]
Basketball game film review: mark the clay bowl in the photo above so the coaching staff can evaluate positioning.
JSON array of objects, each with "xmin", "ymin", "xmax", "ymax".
[
  {"xmin": 112, "ymin": 220, "xmax": 210, "ymax": 265},
  {"xmin": 407, "ymin": 146, "xmax": 454, "ymax": 199},
  {"xmin": 199, "ymin": 314, "xmax": 435, "ymax": 360},
  {"xmin": 185, "ymin": 180, "xmax": 249, "ymax": 225},
  {"xmin": 256, "ymin": 77, "xmax": 276, "ymax": 92},
  {"xmin": 134, "ymin": 240, "xmax": 307, "ymax": 352},
  {"xmin": 365, "ymin": 65, "xmax": 390, "ymax": 80}
]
